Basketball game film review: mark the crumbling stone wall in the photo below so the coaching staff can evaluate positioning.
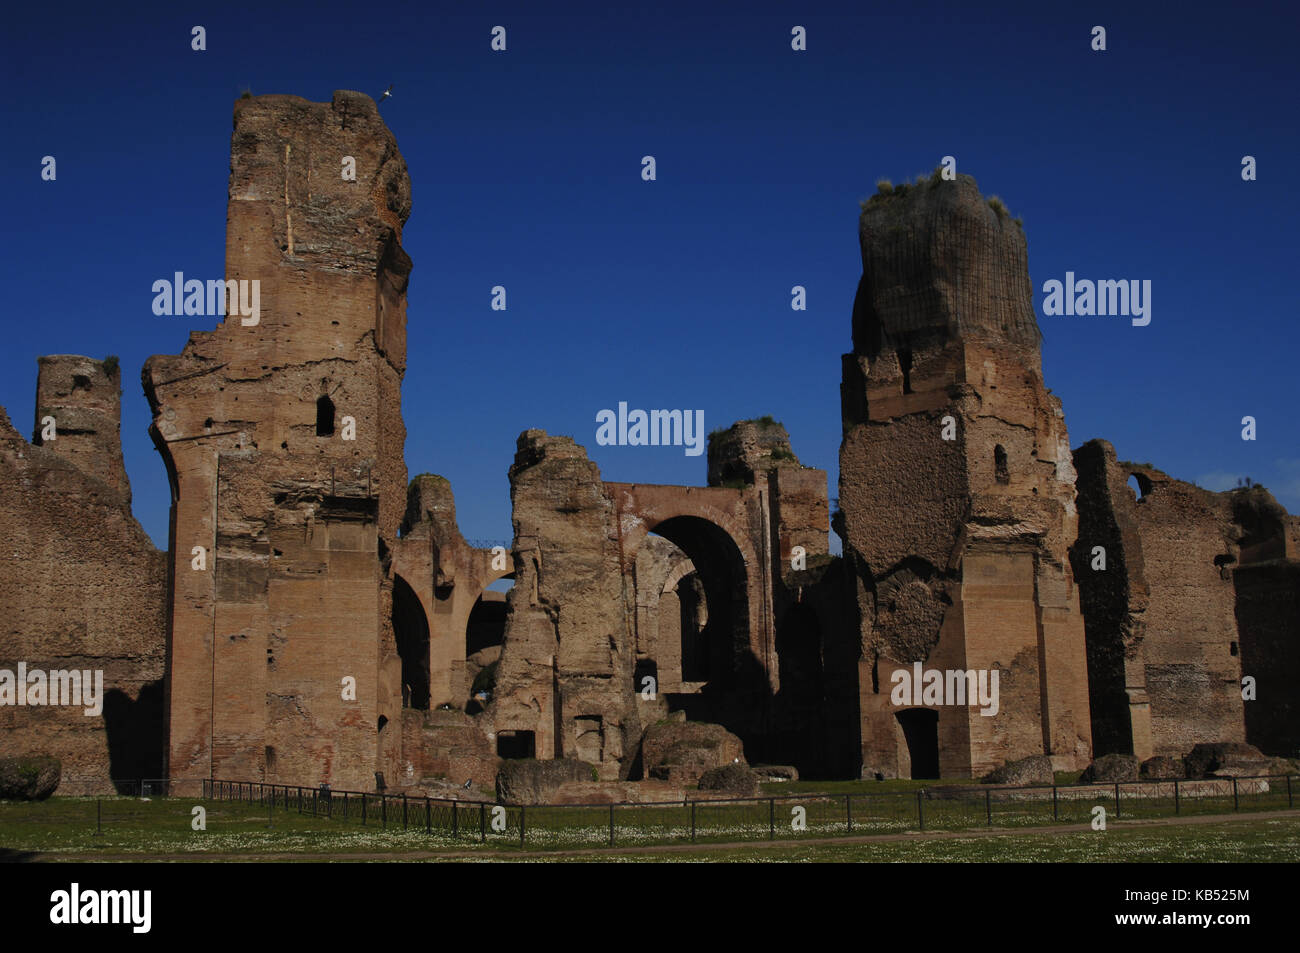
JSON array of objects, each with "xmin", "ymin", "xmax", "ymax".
[
  {"xmin": 1127, "ymin": 470, "xmax": 1244, "ymax": 757},
  {"xmin": 395, "ymin": 475, "xmax": 508, "ymax": 713},
  {"xmin": 0, "ymin": 359, "xmax": 166, "ymax": 794},
  {"xmin": 1069, "ymin": 440, "xmax": 1152, "ymax": 758},
  {"xmin": 33, "ymin": 356, "xmax": 132, "ymax": 500},
  {"xmin": 1074, "ymin": 446, "xmax": 1297, "ymax": 759},
  {"xmin": 486, "ymin": 431, "xmax": 638, "ymax": 778},
  {"xmin": 840, "ymin": 173, "xmax": 1092, "ymax": 778},
  {"xmin": 633, "ymin": 533, "xmax": 695, "ymax": 695},
  {"xmin": 144, "ymin": 91, "xmax": 411, "ymax": 794}
]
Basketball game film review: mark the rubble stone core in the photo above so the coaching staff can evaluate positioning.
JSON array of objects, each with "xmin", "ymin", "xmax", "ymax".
[{"xmin": 841, "ymin": 174, "xmax": 1093, "ymax": 778}]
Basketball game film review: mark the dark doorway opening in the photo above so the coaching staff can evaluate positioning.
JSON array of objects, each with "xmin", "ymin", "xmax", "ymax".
[
  {"xmin": 393, "ymin": 575, "xmax": 430, "ymax": 710},
  {"xmin": 497, "ymin": 730, "xmax": 535, "ymax": 759},
  {"xmin": 316, "ymin": 395, "xmax": 335, "ymax": 437},
  {"xmin": 896, "ymin": 708, "xmax": 940, "ymax": 779},
  {"xmin": 898, "ymin": 348, "xmax": 914, "ymax": 395}
]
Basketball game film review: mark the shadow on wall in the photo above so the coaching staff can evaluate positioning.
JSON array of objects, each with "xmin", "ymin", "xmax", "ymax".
[{"xmin": 102, "ymin": 680, "xmax": 164, "ymax": 792}]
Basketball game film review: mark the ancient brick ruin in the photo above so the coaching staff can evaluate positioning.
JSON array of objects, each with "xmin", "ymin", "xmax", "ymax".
[
  {"xmin": 0, "ymin": 358, "xmax": 167, "ymax": 793},
  {"xmin": 1, "ymin": 93, "xmax": 1295, "ymax": 796},
  {"xmin": 841, "ymin": 175, "xmax": 1093, "ymax": 778}
]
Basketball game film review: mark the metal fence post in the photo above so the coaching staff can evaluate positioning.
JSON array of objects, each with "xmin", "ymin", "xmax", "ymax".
[
  {"xmin": 987, "ymin": 788, "xmax": 993, "ymax": 826},
  {"xmin": 690, "ymin": 801, "xmax": 696, "ymax": 842},
  {"xmin": 480, "ymin": 803, "xmax": 486, "ymax": 843},
  {"xmin": 362, "ymin": 793, "xmax": 367, "ymax": 826},
  {"xmin": 1052, "ymin": 785, "xmax": 1058, "ymax": 821},
  {"xmin": 1114, "ymin": 783, "xmax": 1121, "ymax": 820},
  {"xmin": 382, "ymin": 794, "xmax": 387, "ymax": 828},
  {"xmin": 916, "ymin": 790, "xmax": 924, "ymax": 831},
  {"xmin": 95, "ymin": 798, "xmax": 102, "ymax": 837},
  {"xmin": 1232, "ymin": 778, "xmax": 1239, "ymax": 811},
  {"xmin": 846, "ymin": 794, "xmax": 853, "ymax": 833},
  {"xmin": 425, "ymin": 798, "xmax": 431, "ymax": 834},
  {"xmin": 769, "ymin": 797, "xmax": 775, "ymax": 839},
  {"xmin": 520, "ymin": 805, "xmax": 526, "ymax": 847},
  {"xmin": 1288, "ymin": 774, "xmax": 1293, "ymax": 809},
  {"xmin": 402, "ymin": 793, "xmax": 408, "ymax": 830},
  {"xmin": 452, "ymin": 801, "xmax": 458, "ymax": 838},
  {"xmin": 1174, "ymin": 780, "xmax": 1180, "ymax": 815},
  {"xmin": 609, "ymin": 803, "xmax": 615, "ymax": 847}
]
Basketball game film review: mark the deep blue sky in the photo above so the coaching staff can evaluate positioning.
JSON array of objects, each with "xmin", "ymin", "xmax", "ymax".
[{"xmin": 3, "ymin": 1, "xmax": 1297, "ymax": 550}]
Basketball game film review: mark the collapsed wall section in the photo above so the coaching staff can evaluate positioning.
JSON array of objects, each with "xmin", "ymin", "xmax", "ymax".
[
  {"xmin": 0, "ymin": 360, "xmax": 167, "ymax": 794},
  {"xmin": 1073, "ymin": 445, "xmax": 1298, "ymax": 759}
]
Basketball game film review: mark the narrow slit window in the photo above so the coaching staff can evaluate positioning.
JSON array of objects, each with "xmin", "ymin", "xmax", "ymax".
[{"xmin": 316, "ymin": 395, "xmax": 335, "ymax": 436}]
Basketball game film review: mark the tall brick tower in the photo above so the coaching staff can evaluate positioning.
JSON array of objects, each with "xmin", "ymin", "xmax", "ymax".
[
  {"xmin": 144, "ymin": 92, "xmax": 412, "ymax": 793},
  {"xmin": 839, "ymin": 173, "xmax": 1092, "ymax": 778}
]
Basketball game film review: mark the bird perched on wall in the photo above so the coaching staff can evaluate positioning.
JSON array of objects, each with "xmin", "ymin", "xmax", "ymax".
[
  {"xmin": 378, "ymin": 84, "xmax": 393, "ymax": 103},
  {"xmin": 462, "ymin": 779, "xmax": 472, "ymax": 789}
]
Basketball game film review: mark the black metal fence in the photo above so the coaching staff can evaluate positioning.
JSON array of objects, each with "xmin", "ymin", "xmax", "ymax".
[{"xmin": 201, "ymin": 774, "xmax": 1298, "ymax": 849}]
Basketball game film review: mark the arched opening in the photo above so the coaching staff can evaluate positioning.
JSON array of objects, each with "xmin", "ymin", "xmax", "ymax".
[
  {"xmin": 392, "ymin": 575, "xmax": 430, "ymax": 710},
  {"xmin": 316, "ymin": 395, "xmax": 335, "ymax": 437},
  {"xmin": 994, "ymin": 444, "xmax": 1009, "ymax": 484},
  {"xmin": 677, "ymin": 571, "xmax": 709, "ymax": 681},
  {"xmin": 1128, "ymin": 472, "xmax": 1151, "ymax": 500},
  {"xmin": 466, "ymin": 575, "xmax": 513, "ymax": 713},
  {"xmin": 633, "ymin": 658, "xmax": 658, "ymax": 697},
  {"xmin": 895, "ymin": 708, "xmax": 939, "ymax": 779},
  {"xmin": 643, "ymin": 516, "xmax": 764, "ymax": 757}
]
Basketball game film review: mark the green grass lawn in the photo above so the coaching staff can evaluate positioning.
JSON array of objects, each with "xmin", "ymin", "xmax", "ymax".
[
  {"xmin": 1, "ymin": 793, "xmax": 1296, "ymax": 861},
  {"xmin": 569, "ymin": 817, "xmax": 1300, "ymax": 863}
]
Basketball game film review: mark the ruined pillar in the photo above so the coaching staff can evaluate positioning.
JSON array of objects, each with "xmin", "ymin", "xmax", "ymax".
[
  {"xmin": 33, "ymin": 355, "xmax": 131, "ymax": 502},
  {"xmin": 144, "ymin": 91, "xmax": 412, "ymax": 793},
  {"xmin": 1069, "ymin": 440, "xmax": 1153, "ymax": 759},
  {"xmin": 1, "ymin": 372, "xmax": 167, "ymax": 795},
  {"xmin": 839, "ymin": 173, "xmax": 1092, "ymax": 778},
  {"xmin": 487, "ymin": 430, "xmax": 640, "ymax": 778}
]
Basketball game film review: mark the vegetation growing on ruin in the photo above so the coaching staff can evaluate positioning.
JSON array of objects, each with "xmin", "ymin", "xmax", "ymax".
[
  {"xmin": 987, "ymin": 196, "xmax": 1008, "ymax": 218},
  {"xmin": 101, "ymin": 355, "xmax": 119, "ymax": 376},
  {"xmin": 769, "ymin": 446, "xmax": 797, "ymax": 462},
  {"xmin": 866, "ymin": 168, "xmax": 948, "ymax": 210}
]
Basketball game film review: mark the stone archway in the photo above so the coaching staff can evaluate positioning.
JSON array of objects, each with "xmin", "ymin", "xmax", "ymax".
[
  {"xmin": 465, "ymin": 572, "xmax": 514, "ymax": 713},
  {"xmin": 609, "ymin": 484, "xmax": 779, "ymax": 759},
  {"xmin": 392, "ymin": 574, "xmax": 430, "ymax": 711}
]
